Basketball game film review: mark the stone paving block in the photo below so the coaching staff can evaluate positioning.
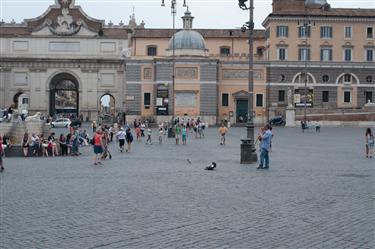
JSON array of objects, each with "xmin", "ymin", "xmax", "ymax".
[{"xmin": 0, "ymin": 126, "xmax": 374, "ymax": 248}]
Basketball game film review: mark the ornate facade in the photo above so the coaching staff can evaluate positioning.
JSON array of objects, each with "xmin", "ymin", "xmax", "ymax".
[{"xmin": 1, "ymin": 0, "xmax": 374, "ymax": 124}]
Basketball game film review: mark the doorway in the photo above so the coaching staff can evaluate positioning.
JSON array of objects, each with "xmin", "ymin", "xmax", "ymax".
[
  {"xmin": 236, "ymin": 99, "xmax": 248, "ymax": 123},
  {"xmin": 49, "ymin": 73, "xmax": 79, "ymax": 118}
]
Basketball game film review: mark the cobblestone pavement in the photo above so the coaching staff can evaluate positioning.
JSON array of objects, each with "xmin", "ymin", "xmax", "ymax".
[{"xmin": 0, "ymin": 126, "xmax": 374, "ymax": 249}]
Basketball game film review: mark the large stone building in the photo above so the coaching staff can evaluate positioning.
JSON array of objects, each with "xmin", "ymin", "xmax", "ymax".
[
  {"xmin": 1, "ymin": 0, "xmax": 374, "ymax": 124},
  {"xmin": 264, "ymin": 0, "xmax": 375, "ymax": 118},
  {"xmin": 125, "ymin": 9, "xmax": 267, "ymax": 124},
  {"xmin": 0, "ymin": 0, "xmax": 143, "ymax": 122}
]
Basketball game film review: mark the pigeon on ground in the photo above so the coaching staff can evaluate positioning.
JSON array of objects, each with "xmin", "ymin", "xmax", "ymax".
[{"xmin": 205, "ymin": 162, "xmax": 216, "ymax": 170}]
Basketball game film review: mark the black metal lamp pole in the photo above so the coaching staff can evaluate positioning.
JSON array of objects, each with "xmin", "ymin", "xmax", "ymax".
[
  {"xmin": 239, "ymin": 0, "xmax": 257, "ymax": 164},
  {"xmin": 162, "ymin": 0, "xmax": 187, "ymax": 127}
]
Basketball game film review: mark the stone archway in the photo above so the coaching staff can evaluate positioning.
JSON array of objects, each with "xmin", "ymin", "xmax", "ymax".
[
  {"xmin": 99, "ymin": 93, "xmax": 116, "ymax": 124},
  {"xmin": 49, "ymin": 73, "xmax": 79, "ymax": 117}
]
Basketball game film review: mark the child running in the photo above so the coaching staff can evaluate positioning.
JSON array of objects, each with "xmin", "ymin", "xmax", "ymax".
[
  {"xmin": 116, "ymin": 127, "xmax": 126, "ymax": 152},
  {"xmin": 146, "ymin": 128, "xmax": 152, "ymax": 145}
]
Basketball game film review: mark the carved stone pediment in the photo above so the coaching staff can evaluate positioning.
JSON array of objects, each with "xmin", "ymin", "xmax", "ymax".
[
  {"xmin": 25, "ymin": 0, "xmax": 104, "ymax": 36},
  {"xmin": 47, "ymin": 7, "xmax": 82, "ymax": 36}
]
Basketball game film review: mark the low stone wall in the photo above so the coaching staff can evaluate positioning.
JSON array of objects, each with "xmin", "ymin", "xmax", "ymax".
[{"xmin": 0, "ymin": 120, "xmax": 49, "ymax": 144}]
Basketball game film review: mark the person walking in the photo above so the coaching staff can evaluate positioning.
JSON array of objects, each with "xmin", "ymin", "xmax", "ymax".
[
  {"xmin": 175, "ymin": 124, "xmax": 181, "ymax": 145},
  {"xmin": 116, "ymin": 127, "xmax": 126, "ymax": 152},
  {"xmin": 22, "ymin": 133, "xmax": 30, "ymax": 157},
  {"xmin": 93, "ymin": 130, "xmax": 104, "ymax": 165},
  {"xmin": 365, "ymin": 127, "xmax": 374, "ymax": 158},
  {"xmin": 181, "ymin": 125, "xmax": 187, "ymax": 145},
  {"xmin": 146, "ymin": 128, "xmax": 152, "ymax": 145},
  {"xmin": 257, "ymin": 125, "xmax": 273, "ymax": 169},
  {"xmin": 59, "ymin": 133, "xmax": 68, "ymax": 156},
  {"xmin": 158, "ymin": 127, "xmax": 163, "ymax": 144},
  {"xmin": 31, "ymin": 133, "xmax": 39, "ymax": 156},
  {"xmin": 92, "ymin": 121, "xmax": 97, "ymax": 133},
  {"xmin": 0, "ymin": 135, "xmax": 4, "ymax": 172},
  {"xmin": 125, "ymin": 128, "xmax": 133, "ymax": 152},
  {"xmin": 218, "ymin": 123, "xmax": 228, "ymax": 145}
]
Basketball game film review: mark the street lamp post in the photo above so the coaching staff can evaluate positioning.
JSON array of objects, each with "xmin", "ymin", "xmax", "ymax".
[
  {"xmin": 239, "ymin": 0, "xmax": 257, "ymax": 164},
  {"xmin": 162, "ymin": 0, "xmax": 187, "ymax": 127}
]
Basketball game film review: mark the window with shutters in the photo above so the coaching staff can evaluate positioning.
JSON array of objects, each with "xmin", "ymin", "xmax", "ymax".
[
  {"xmin": 366, "ymin": 49, "xmax": 373, "ymax": 62},
  {"xmin": 320, "ymin": 48, "xmax": 332, "ymax": 61},
  {"xmin": 367, "ymin": 27, "xmax": 373, "ymax": 39},
  {"xmin": 256, "ymin": 94, "xmax": 263, "ymax": 107},
  {"xmin": 147, "ymin": 46, "xmax": 157, "ymax": 56},
  {"xmin": 278, "ymin": 90, "xmax": 285, "ymax": 102},
  {"xmin": 298, "ymin": 48, "xmax": 310, "ymax": 61},
  {"xmin": 344, "ymin": 48, "xmax": 352, "ymax": 61},
  {"xmin": 320, "ymin": 26, "xmax": 333, "ymax": 38},
  {"xmin": 298, "ymin": 26, "xmax": 310, "ymax": 38},
  {"xmin": 221, "ymin": 93, "xmax": 229, "ymax": 107},
  {"xmin": 144, "ymin": 92, "xmax": 151, "ymax": 106},
  {"xmin": 344, "ymin": 26, "xmax": 352, "ymax": 39},
  {"xmin": 276, "ymin": 26, "xmax": 288, "ymax": 37}
]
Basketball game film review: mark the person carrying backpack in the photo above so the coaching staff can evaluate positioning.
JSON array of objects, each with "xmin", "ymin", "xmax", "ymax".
[
  {"xmin": 365, "ymin": 127, "xmax": 374, "ymax": 158},
  {"xmin": 125, "ymin": 128, "xmax": 133, "ymax": 152},
  {"xmin": 116, "ymin": 127, "xmax": 126, "ymax": 152}
]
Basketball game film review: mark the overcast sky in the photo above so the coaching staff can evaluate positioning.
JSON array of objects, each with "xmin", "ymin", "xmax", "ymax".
[{"xmin": 1, "ymin": 0, "xmax": 374, "ymax": 29}]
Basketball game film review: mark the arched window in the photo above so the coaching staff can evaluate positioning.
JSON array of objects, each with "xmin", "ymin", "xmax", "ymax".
[
  {"xmin": 292, "ymin": 72, "xmax": 316, "ymax": 84},
  {"xmin": 336, "ymin": 73, "xmax": 359, "ymax": 85}
]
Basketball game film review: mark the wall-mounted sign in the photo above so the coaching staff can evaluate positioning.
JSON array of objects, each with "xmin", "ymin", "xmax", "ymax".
[
  {"xmin": 294, "ymin": 89, "xmax": 313, "ymax": 107},
  {"xmin": 222, "ymin": 70, "xmax": 263, "ymax": 80}
]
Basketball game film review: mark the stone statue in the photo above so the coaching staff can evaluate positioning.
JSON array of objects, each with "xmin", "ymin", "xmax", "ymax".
[
  {"xmin": 287, "ymin": 87, "xmax": 293, "ymax": 107},
  {"xmin": 25, "ymin": 112, "xmax": 42, "ymax": 122}
]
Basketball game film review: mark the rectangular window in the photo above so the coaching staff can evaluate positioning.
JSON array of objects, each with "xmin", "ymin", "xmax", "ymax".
[
  {"xmin": 277, "ymin": 48, "xmax": 287, "ymax": 60},
  {"xmin": 320, "ymin": 26, "xmax": 333, "ymax": 38},
  {"xmin": 144, "ymin": 92, "xmax": 151, "ymax": 106},
  {"xmin": 344, "ymin": 91, "xmax": 351, "ymax": 103},
  {"xmin": 13, "ymin": 41, "xmax": 29, "ymax": 51},
  {"xmin": 298, "ymin": 48, "xmax": 310, "ymax": 61},
  {"xmin": 366, "ymin": 92, "xmax": 373, "ymax": 103},
  {"xmin": 276, "ymin": 26, "xmax": 289, "ymax": 37},
  {"xmin": 366, "ymin": 49, "xmax": 374, "ymax": 62},
  {"xmin": 256, "ymin": 94, "xmax": 263, "ymax": 107},
  {"xmin": 220, "ymin": 47, "xmax": 230, "ymax": 56},
  {"xmin": 320, "ymin": 48, "xmax": 332, "ymax": 61},
  {"xmin": 367, "ymin": 27, "xmax": 373, "ymax": 39},
  {"xmin": 147, "ymin": 46, "xmax": 157, "ymax": 56},
  {"xmin": 298, "ymin": 26, "xmax": 310, "ymax": 37},
  {"xmin": 344, "ymin": 26, "xmax": 352, "ymax": 38},
  {"xmin": 221, "ymin": 93, "xmax": 229, "ymax": 106},
  {"xmin": 322, "ymin": 91, "xmax": 329, "ymax": 102},
  {"xmin": 278, "ymin": 90, "xmax": 285, "ymax": 102},
  {"xmin": 344, "ymin": 48, "xmax": 352, "ymax": 61}
]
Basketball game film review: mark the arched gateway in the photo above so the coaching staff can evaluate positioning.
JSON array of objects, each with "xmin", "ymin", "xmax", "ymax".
[{"xmin": 49, "ymin": 73, "xmax": 79, "ymax": 117}]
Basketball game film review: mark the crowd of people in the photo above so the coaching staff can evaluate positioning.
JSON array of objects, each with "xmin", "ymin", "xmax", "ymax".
[{"xmin": 1, "ymin": 114, "xmax": 373, "ymax": 171}]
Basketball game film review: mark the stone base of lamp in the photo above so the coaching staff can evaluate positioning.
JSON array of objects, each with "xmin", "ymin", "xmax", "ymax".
[{"xmin": 285, "ymin": 106, "xmax": 296, "ymax": 127}]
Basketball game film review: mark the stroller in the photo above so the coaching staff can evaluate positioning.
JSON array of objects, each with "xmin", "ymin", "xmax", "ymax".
[{"xmin": 101, "ymin": 145, "xmax": 112, "ymax": 160}]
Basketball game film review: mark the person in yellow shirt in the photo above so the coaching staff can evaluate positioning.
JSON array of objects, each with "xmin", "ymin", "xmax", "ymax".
[{"xmin": 218, "ymin": 123, "xmax": 228, "ymax": 145}]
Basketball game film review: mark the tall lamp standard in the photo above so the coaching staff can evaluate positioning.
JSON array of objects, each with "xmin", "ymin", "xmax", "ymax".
[
  {"xmin": 303, "ymin": 0, "xmax": 328, "ymax": 125},
  {"xmin": 239, "ymin": 0, "xmax": 257, "ymax": 164},
  {"xmin": 161, "ymin": 0, "xmax": 187, "ymax": 127}
]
